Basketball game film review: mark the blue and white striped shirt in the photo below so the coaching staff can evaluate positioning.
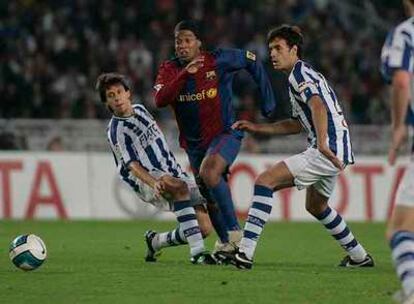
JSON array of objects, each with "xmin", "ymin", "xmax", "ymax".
[
  {"xmin": 107, "ymin": 104, "xmax": 187, "ymax": 192},
  {"xmin": 381, "ymin": 16, "xmax": 414, "ymax": 125},
  {"xmin": 288, "ymin": 60, "xmax": 354, "ymax": 165}
]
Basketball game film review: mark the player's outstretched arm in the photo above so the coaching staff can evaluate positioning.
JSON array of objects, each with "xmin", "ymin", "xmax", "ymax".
[
  {"xmin": 388, "ymin": 70, "xmax": 410, "ymax": 165},
  {"xmin": 128, "ymin": 162, "xmax": 165, "ymax": 198},
  {"xmin": 216, "ymin": 48, "xmax": 276, "ymax": 117},
  {"xmin": 244, "ymin": 56, "xmax": 276, "ymax": 118},
  {"xmin": 232, "ymin": 119, "xmax": 302, "ymax": 135},
  {"xmin": 308, "ymin": 96, "xmax": 344, "ymax": 170}
]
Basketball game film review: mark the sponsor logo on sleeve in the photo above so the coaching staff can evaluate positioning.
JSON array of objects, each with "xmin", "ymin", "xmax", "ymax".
[
  {"xmin": 206, "ymin": 70, "xmax": 217, "ymax": 80},
  {"xmin": 246, "ymin": 51, "xmax": 256, "ymax": 61},
  {"xmin": 298, "ymin": 81, "xmax": 315, "ymax": 93},
  {"xmin": 153, "ymin": 84, "xmax": 164, "ymax": 92}
]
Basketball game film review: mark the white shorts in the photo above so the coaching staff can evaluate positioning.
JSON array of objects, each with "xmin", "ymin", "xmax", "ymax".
[
  {"xmin": 284, "ymin": 148, "xmax": 341, "ymax": 198},
  {"xmin": 396, "ymin": 160, "xmax": 414, "ymax": 207},
  {"xmin": 130, "ymin": 171, "xmax": 205, "ymax": 212}
]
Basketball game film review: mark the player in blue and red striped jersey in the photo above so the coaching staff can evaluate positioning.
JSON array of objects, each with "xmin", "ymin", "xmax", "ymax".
[{"xmin": 154, "ymin": 20, "xmax": 276, "ymax": 261}]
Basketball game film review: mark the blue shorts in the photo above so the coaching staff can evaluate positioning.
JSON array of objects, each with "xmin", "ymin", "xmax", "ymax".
[{"xmin": 186, "ymin": 132, "xmax": 242, "ymax": 173}]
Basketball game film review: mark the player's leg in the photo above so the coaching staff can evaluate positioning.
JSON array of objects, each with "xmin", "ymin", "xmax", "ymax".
[
  {"xmin": 199, "ymin": 133, "xmax": 245, "ymax": 263},
  {"xmin": 148, "ymin": 204, "xmax": 211, "ymax": 253},
  {"xmin": 235, "ymin": 160, "xmax": 295, "ymax": 269},
  {"xmin": 200, "ymin": 132, "xmax": 242, "ymax": 232},
  {"xmin": 199, "ymin": 154, "xmax": 242, "ymax": 261},
  {"xmin": 146, "ymin": 176, "xmax": 213, "ymax": 263},
  {"xmin": 305, "ymin": 185, "xmax": 373, "ymax": 267},
  {"xmin": 194, "ymin": 204, "xmax": 212, "ymax": 238},
  {"xmin": 195, "ymin": 174, "xmax": 229, "ymax": 243},
  {"xmin": 387, "ymin": 162, "xmax": 414, "ymax": 302},
  {"xmin": 189, "ymin": 149, "xmax": 230, "ymax": 245}
]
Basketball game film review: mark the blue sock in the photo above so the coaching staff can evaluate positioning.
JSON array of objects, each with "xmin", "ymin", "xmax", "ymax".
[
  {"xmin": 390, "ymin": 231, "xmax": 414, "ymax": 296},
  {"xmin": 207, "ymin": 203, "xmax": 229, "ymax": 243},
  {"xmin": 209, "ymin": 177, "xmax": 240, "ymax": 231}
]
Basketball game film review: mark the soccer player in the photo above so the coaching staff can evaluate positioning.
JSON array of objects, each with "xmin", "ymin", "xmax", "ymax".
[
  {"xmin": 231, "ymin": 25, "xmax": 374, "ymax": 270},
  {"xmin": 96, "ymin": 72, "xmax": 216, "ymax": 265},
  {"xmin": 381, "ymin": 1, "xmax": 414, "ymax": 302},
  {"xmin": 153, "ymin": 20, "xmax": 276, "ymax": 260}
]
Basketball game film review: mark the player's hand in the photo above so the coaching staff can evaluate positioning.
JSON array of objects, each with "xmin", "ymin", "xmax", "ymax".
[
  {"xmin": 153, "ymin": 180, "xmax": 166, "ymax": 199},
  {"xmin": 231, "ymin": 120, "xmax": 258, "ymax": 133},
  {"xmin": 388, "ymin": 125, "xmax": 408, "ymax": 166},
  {"xmin": 185, "ymin": 56, "xmax": 204, "ymax": 74},
  {"xmin": 156, "ymin": 175, "xmax": 175, "ymax": 200},
  {"xmin": 318, "ymin": 144, "xmax": 345, "ymax": 171}
]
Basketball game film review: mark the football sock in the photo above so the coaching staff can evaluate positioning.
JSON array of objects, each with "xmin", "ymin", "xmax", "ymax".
[
  {"xmin": 390, "ymin": 231, "xmax": 414, "ymax": 296},
  {"xmin": 209, "ymin": 177, "xmax": 240, "ymax": 231},
  {"xmin": 239, "ymin": 185, "xmax": 274, "ymax": 260},
  {"xmin": 154, "ymin": 227, "xmax": 187, "ymax": 251},
  {"xmin": 154, "ymin": 202, "xmax": 206, "ymax": 256},
  {"xmin": 315, "ymin": 206, "xmax": 367, "ymax": 262},
  {"xmin": 173, "ymin": 200, "xmax": 205, "ymax": 256}
]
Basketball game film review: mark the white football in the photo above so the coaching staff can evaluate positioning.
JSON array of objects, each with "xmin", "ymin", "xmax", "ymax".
[{"xmin": 9, "ymin": 234, "xmax": 47, "ymax": 271}]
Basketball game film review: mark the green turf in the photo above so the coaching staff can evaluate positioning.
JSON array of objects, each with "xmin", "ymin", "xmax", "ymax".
[{"xmin": 0, "ymin": 221, "xmax": 398, "ymax": 304}]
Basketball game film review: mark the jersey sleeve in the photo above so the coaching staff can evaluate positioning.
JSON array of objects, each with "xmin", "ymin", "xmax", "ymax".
[
  {"xmin": 381, "ymin": 26, "xmax": 413, "ymax": 82},
  {"xmin": 290, "ymin": 63, "xmax": 320, "ymax": 104},
  {"xmin": 215, "ymin": 48, "xmax": 276, "ymax": 117},
  {"xmin": 386, "ymin": 28, "xmax": 412, "ymax": 71},
  {"xmin": 153, "ymin": 61, "xmax": 189, "ymax": 107}
]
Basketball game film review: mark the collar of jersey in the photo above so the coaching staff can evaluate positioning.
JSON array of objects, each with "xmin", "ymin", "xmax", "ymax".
[{"xmin": 112, "ymin": 112, "xmax": 136, "ymax": 120}]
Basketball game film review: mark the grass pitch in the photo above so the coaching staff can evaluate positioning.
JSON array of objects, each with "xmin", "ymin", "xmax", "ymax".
[{"xmin": 0, "ymin": 221, "xmax": 397, "ymax": 304}]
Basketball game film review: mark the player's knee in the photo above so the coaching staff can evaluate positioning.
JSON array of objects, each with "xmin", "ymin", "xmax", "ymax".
[{"xmin": 199, "ymin": 170, "xmax": 220, "ymax": 188}]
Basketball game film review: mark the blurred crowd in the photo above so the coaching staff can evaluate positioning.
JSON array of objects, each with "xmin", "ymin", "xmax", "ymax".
[{"xmin": 1, "ymin": 0, "xmax": 405, "ymax": 125}]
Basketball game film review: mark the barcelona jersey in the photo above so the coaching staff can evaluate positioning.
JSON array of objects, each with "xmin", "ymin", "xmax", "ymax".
[{"xmin": 154, "ymin": 48, "xmax": 276, "ymax": 150}]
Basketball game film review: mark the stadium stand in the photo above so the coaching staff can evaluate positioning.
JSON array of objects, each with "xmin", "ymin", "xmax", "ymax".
[{"xmin": 0, "ymin": 0, "xmax": 406, "ymax": 153}]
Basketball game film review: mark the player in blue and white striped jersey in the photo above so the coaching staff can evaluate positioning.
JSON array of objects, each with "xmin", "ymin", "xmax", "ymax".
[
  {"xmin": 289, "ymin": 60, "xmax": 354, "ymax": 165},
  {"xmin": 231, "ymin": 25, "xmax": 373, "ymax": 269},
  {"xmin": 381, "ymin": 1, "xmax": 414, "ymax": 303},
  {"xmin": 96, "ymin": 73, "xmax": 216, "ymax": 265}
]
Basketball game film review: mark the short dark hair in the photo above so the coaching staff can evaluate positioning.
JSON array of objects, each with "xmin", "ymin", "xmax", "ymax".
[
  {"xmin": 95, "ymin": 72, "xmax": 130, "ymax": 103},
  {"xmin": 174, "ymin": 20, "xmax": 202, "ymax": 40},
  {"xmin": 267, "ymin": 25, "xmax": 304, "ymax": 58}
]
